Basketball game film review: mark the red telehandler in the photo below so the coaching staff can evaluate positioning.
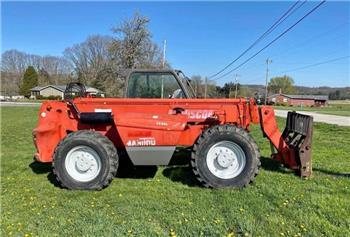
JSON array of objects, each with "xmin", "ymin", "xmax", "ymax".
[{"xmin": 33, "ymin": 69, "xmax": 313, "ymax": 190}]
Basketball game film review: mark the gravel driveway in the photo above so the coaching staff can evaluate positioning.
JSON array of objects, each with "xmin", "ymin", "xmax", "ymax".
[{"xmin": 275, "ymin": 110, "xmax": 350, "ymax": 127}]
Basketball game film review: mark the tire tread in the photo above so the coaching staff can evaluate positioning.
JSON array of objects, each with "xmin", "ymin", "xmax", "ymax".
[
  {"xmin": 53, "ymin": 130, "xmax": 118, "ymax": 190},
  {"xmin": 191, "ymin": 125, "xmax": 260, "ymax": 188}
]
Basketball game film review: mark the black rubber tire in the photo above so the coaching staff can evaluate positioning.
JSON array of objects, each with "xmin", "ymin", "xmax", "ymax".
[
  {"xmin": 53, "ymin": 130, "xmax": 118, "ymax": 190},
  {"xmin": 191, "ymin": 125, "xmax": 260, "ymax": 188}
]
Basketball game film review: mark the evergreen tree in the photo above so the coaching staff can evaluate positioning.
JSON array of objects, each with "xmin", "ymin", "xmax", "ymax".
[{"xmin": 20, "ymin": 66, "xmax": 38, "ymax": 98}]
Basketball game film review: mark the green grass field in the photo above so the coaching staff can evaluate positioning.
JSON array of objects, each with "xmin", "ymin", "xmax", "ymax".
[
  {"xmin": 1, "ymin": 107, "xmax": 349, "ymax": 236},
  {"xmin": 274, "ymin": 103, "xmax": 350, "ymax": 116}
]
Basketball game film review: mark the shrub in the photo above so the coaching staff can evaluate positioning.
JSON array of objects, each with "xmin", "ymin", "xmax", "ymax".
[{"xmin": 35, "ymin": 95, "xmax": 62, "ymax": 100}]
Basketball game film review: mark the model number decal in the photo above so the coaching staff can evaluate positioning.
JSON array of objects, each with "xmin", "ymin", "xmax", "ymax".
[
  {"xmin": 126, "ymin": 137, "xmax": 156, "ymax": 146},
  {"xmin": 183, "ymin": 110, "xmax": 214, "ymax": 119}
]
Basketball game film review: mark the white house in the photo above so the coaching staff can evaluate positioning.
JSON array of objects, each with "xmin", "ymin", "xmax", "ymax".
[{"xmin": 30, "ymin": 85, "xmax": 104, "ymax": 99}]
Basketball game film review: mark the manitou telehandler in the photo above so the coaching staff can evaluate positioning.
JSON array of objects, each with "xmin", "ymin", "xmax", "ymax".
[{"xmin": 33, "ymin": 69, "xmax": 313, "ymax": 190}]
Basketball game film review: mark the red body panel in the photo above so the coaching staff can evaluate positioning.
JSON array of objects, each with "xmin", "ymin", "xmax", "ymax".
[
  {"xmin": 33, "ymin": 98, "xmax": 259, "ymax": 162},
  {"xmin": 259, "ymin": 106, "xmax": 298, "ymax": 169}
]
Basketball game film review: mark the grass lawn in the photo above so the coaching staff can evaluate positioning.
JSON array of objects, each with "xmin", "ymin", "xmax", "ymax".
[
  {"xmin": 1, "ymin": 107, "xmax": 349, "ymax": 236},
  {"xmin": 273, "ymin": 103, "xmax": 350, "ymax": 116}
]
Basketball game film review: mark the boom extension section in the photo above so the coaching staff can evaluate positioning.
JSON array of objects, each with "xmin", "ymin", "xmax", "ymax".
[{"xmin": 259, "ymin": 106, "xmax": 313, "ymax": 177}]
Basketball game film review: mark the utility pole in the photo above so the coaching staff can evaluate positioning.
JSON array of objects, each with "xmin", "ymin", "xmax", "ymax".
[
  {"xmin": 264, "ymin": 58, "xmax": 272, "ymax": 105},
  {"xmin": 162, "ymin": 40, "xmax": 167, "ymax": 68},
  {"xmin": 161, "ymin": 40, "xmax": 167, "ymax": 98},
  {"xmin": 204, "ymin": 77, "xmax": 208, "ymax": 98},
  {"xmin": 234, "ymin": 74, "xmax": 239, "ymax": 98}
]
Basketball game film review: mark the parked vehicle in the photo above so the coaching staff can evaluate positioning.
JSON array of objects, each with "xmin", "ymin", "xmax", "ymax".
[{"xmin": 33, "ymin": 69, "xmax": 313, "ymax": 190}]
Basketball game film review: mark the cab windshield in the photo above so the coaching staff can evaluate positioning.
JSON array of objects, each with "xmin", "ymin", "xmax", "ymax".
[{"xmin": 127, "ymin": 72, "xmax": 185, "ymax": 99}]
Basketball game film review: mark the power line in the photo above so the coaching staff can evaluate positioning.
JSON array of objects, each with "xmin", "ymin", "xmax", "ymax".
[
  {"xmin": 268, "ymin": 22, "xmax": 348, "ymax": 60},
  {"xmin": 232, "ymin": 22, "xmax": 348, "ymax": 81},
  {"xmin": 226, "ymin": 24, "xmax": 344, "ymax": 78},
  {"xmin": 274, "ymin": 56, "xmax": 349, "ymax": 74},
  {"xmin": 212, "ymin": 0, "xmax": 326, "ymax": 81},
  {"xmin": 208, "ymin": 0, "xmax": 304, "ymax": 79},
  {"xmin": 243, "ymin": 55, "xmax": 349, "ymax": 85}
]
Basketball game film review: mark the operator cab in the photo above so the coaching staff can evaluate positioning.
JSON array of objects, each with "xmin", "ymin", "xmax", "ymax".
[{"xmin": 125, "ymin": 69, "xmax": 195, "ymax": 99}]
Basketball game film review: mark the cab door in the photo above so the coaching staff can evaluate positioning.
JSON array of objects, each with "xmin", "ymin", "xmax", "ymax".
[{"xmin": 120, "ymin": 71, "xmax": 190, "ymax": 165}]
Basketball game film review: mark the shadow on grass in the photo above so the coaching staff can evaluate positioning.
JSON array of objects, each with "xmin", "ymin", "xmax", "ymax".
[
  {"xmin": 162, "ymin": 166, "xmax": 201, "ymax": 187},
  {"xmin": 261, "ymin": 157, "xmax": 350, "ymax": 178},
  {"xmin": 29, "ymin": 161, "xmax": 61, "ymax": 188},
  {"xmin": 162, "ymin": 148, "xmax": 201, "ymax": 187},
  {"xmin": 116, "ymin": 154, "xmax": 158, "ymax": 179},
  {"xmin": 313, "ymin": 168, "xmax": 350, "ymax": 178},
  {"xmin": 29, "ymin": 159, "xmax": 158, "ymax": 188},
  {"xmin": 29, "ymin": 160, "xmax": 51, "ymax": 174},
  {"xmin": 260, "ymin": 156, "xmax": 294, "ymax": 174},
  {"xmin": 168, "ymin": 148, "xmax": 191, "ymax": 166},
  {"xmin": 116, "ymin": 166, "xmax": 158, "ymax": 179}
]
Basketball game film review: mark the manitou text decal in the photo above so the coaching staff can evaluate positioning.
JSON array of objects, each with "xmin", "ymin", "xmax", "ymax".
[{"xmin": 126, "ymin": 137, "xmax": 156, "ymax": 146}]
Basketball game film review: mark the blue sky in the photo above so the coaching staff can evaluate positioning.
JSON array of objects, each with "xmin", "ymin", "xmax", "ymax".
[{"xmin": 1, "ymin": 1, "xmax": 349, "ymax": 87}]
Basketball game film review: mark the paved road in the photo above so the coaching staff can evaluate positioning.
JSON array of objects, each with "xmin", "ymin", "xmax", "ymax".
[
  {"xmin": 0, "ymin": 102, "xmax": 41, "ymax": 107},
  {"xmin": 275, "ymin": 110, "xmax": 350, "ymax": 127}
]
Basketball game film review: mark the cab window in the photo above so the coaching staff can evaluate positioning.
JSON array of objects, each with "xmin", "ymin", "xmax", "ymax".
[{"xmin": 127, "ymin": 72, "xmax": 185, "ymax": 98}]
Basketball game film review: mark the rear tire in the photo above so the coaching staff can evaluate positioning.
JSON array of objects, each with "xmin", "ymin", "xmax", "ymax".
[
  {"xmin": 191, "ymin": 125, "xmax": 260, "ymax": 188},
  {"xmin": 53, "ymin": 130, "xmax": 118, "ymax": 190}
]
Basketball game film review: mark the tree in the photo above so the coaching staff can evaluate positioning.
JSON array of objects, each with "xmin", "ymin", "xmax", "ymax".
[
  {"xmin": 1, "ymin": 50, "xmax": 72, "ymax": 95},
  {"xmin": 109, "ymin": 12, "xmax": 164, "ymax": 69},
  {"xmin": 38, "ymin": 68, "xmax": 50, "ymax": 85},
  {"xmin": 220, "ymin": 82, "xmax": 238, "ymax": 98},
  {"xmin": 1, "ymin": 50, "xmax": 28, "ymax": 94},
  {"xmin": 268, "ymin": 75, "xmax": 295, "ymax": 94},
  {"xmin": 190, "ymin": 75, "xmax": 204, "ymax": 97},
  {"xmin": 20, "ymin": 66, "xmax": 38, "ymax": 98},
  {"xmin": 64, "ymin": 35, "xmax": 113, "ymax": 85},
  {"xmin": 236, "ymin": 86, "xmax": 251, "ymax": 97}
]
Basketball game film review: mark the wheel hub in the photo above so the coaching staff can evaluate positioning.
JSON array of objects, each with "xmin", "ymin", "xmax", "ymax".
[
  {"xmin": 75, "ymin": 155, "xmax": 93, "ymax": 172},
  {"xmin": 216, "ymin": 151, "xmax": 234, "ymax": 168},
  {"xmin": 206, "ymin": 141, "xmax": 246, "ymax": 179},
  {"xmin": 65, "ymin": 146, "xmax": 101, "ymax": 182}
]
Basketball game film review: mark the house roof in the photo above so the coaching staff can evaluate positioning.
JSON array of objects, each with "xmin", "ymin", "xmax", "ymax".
[
  {"xmin": 31, "ymin": 85, "xmax": 103, "ymax": 93},
  {"xmin": 31, "ymin": 86, "xmax": 44, "ymax": 91},
  {"xmin": 269, "ymin": 93, "xmax": 328, "ymax": 101}
]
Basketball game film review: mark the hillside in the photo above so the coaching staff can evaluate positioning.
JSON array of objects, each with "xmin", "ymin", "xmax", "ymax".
[{"xmin": 243, "ymin": 84, "xmax": 350, "ymax": 99}]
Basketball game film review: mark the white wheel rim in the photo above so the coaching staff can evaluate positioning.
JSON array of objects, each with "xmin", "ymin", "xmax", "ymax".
[
  {"xmin": 65, "ymin": 145, "xmax": 102, "ymax": 182},
  {"xmin": 206, "ymin": 141, "xmax": 246, "ymax": 179}
]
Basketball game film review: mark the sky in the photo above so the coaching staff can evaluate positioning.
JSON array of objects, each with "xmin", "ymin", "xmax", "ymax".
[{"xmin": 1, "ymin": 1, "xmax": 349, "ymax": 87}]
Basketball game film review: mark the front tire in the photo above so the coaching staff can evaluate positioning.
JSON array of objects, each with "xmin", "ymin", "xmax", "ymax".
[
  {"xmin": 191, "ymin": 125, "xmax": 260, "ymax": 188},
  {"xmin": 53, "ymin": 130, "xmax": 118, "ymax": 190}
]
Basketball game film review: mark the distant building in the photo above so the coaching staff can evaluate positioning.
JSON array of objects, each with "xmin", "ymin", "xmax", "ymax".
[
  {"xmin": 30, "ymin": 85, "xmax": 104, "ymax": 99},
  {"xmin": 268, "ymin": 93, "xmax": 328, "ymax": 107},
  {"xmin": 0, "ymin": 94, "xmax": 25, "ymax": 101}
]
